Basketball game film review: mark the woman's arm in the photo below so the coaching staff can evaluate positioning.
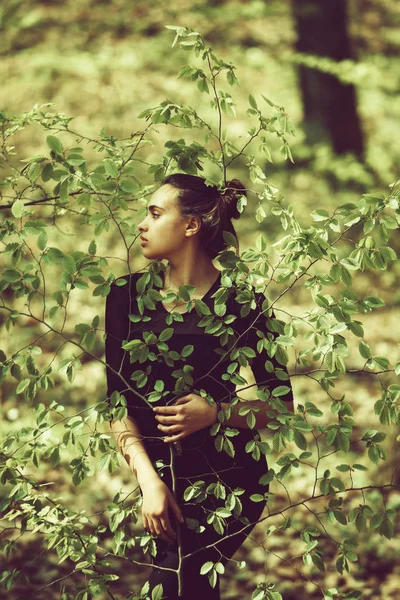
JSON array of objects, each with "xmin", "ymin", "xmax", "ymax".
[
  {"xmin": 111, "ymin": 415, "xmax": 184, "ymax": 542},
  {"xmin": 153, "ymin": 392, "xmax": 292, "ymax": 441},
  {"xmin": 219, "ymin": 306, "xmax": 294, "ymax": 428},
  {"xmin": 105, "ymin": 280, "xmax": 183, "ymax": 542},
  {"xmin": 154, "ymin": 296, "xmax": 294, "ymax": 441},
  {"xmin": 221, "ymin": 399, "xmax": 290, "ymax": 429},
  {"xmin": 110, "ymin": 415, "xmax": 158, "ymax": 482}
]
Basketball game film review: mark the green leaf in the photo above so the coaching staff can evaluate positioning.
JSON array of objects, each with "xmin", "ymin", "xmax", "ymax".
[
  {"xmin": 215, "ymin": 562, "xmax": 224, "ymax": 574},
  {"xmin": 84, "ymin": 331, "xmax": 96, "ymax": 350},
  {"xmin": 364, "ymin": 296, "xmax": 385, "ymax": 308},
  {"xmin": 154, "ymin": 380, "xmax": 164, "ymax": 393},
  {"xmin": 59, "ymin": 180, "xmax": 69, "ymax": 203},
  {"xmin": 3, "ymin": 269, "xmax": 20, "ymax": 282},
  {"xmin": 250, "ymin": 494, "xmax": 264, "ymax": 502},
  {"xmin": 347, "ymin": 321, "xmax": 364, "ymax": 337},
  {"xmin": 352, "ymin": 463, "xmax": 368, "ymax": 471},
  {"xmin": 336, "ymin": 432, "xmax": 350, "ymax": 452},
  {"xmin": 368, "ymin": 444, "xmax": 380, "ymax": 463},
  {"xmin": 246, "ymin": 411, "xmax": 256, "ymax": 429},
  {"xmin": 11, "ymin": 199, "xmax": 25, "ymax": 218},
  {"xmin": 325, "ymin": 351, "xmax": 336, "ymax": 373},
  {"xmin": 41, "ymin": 163, "xmax": 53, "ymax": 181},
  {"xmin": 16, "ymin": 379, "xmax": 30, "ymax": 394},
  {"xmin": 325, "ymin": 427, "xmax": 337, "ymax": 445},
  {"xmin": 272, "ymin": 385, "xmax": 291, "ymax": 397},
  {"xmin": 223, "ymin": 437, "xmax": 235, "ymax": 457},
  {"xmin": 380, "ymin": 519, "xmax": 394, "ymax": 539},
  {"xmin": 37, "ymin": 231, "xmax": 48, "ymax": 250},
  {"xmin": 195, "ymin": 299, "xmax": 211, "ymax": 315},
  {"xmin": 305, "ymin": 402, "xmax": 323, "ymax": 417},
  {"xmin": 380, "ymin": 246, "xmax": 397, "ymax": 261},
  {"xmin": 341, "ymin": 267, "xmax": 352, "ymax": 287},
  {"xmin": 215, "ymin": 508, "xmax": 231, "ymax": 518},
  {"xmin": 62, "ymin": 255, "xmax": 76, "ymax": 274},
  {"xmin": 88, "ymin": 240, "xmax": 97, "ymax": 255},
  {"xmin": 370, "ymin": 513, "xmax": 383, "ymax": 529},
  {"xmin": 223, "ymin": 231, "xmax": 237, "ymax": 247},
  {"xmin": 311, "ymin": 209, "xmax": 330, "ymax": 222},
  {"xmin": 214, "ymin": 302, "xmax": 226, "ymax": 317},
  {"xmin": 46, "ymin": 135, "xmax": 63, "ymax": 154},
  {"xmin": 46, "ymin": 247, "xmax": 64, "ymax": 263},
  {"xmin": 181, "ymin": 345, "xmax": 194, "ymax": 358},
  {"xmin": 159, "ymin": 328, "xmax": 174, "ymax": 342},
  {"xmin": 311, "ymin": 553, "xmax": 325, "ymax": 572},
  {"xmin": 333, "ymin": 510, "xmax": 347, "ymax": 525},
  {"xmin": 104, "ymin": 159, "xmax": 119, "ymax": 178},
  {"xmin": 380, "ymin": 214, "xmax": 398, "ymax": 229},
  {"xmin": 249, "ymin": 94, "xmax": 258, "ymax": 109},
  {"xmin": 336, "ymin": 464, "xmax": 350, "ymax": 472},
  {"xmin": 208, "ymin": 569, "xmax": 217, "ymax": 588},
  {"xmin": 200, "ymin": 561, "xmax": 214, "ymax": 575},
  {"xmin": 372, "ymin": 356, "xmax": 390, "ymax": 370},
  {"xmin": 75, "ymin": 323, "xmax": 90, "ymax": 335},
  {"xmin": 151, "ymin": 584, "xmax": 164, "ymax": 600},
  {"xmin": 293, "ymin": 429, "xmax": 307, "ymax": 450},
  {"xmin": 93, "ymin": 282, "xmax": 111, "ymax": 297},
  {"xmin": 358, "ymin": 341, "xmax": 371, "ymax": 359},
  {"xmin": 120, "ymin": 178, "xmax": 137, "ymax": 193},
  {"xmin": 67, "ymin": 154, "xmax": 85, "ymax": 166}
]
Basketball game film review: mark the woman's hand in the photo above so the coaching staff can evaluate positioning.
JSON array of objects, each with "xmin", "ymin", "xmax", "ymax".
[
  {"xmin": 153, "ymin": 394, "xmax": 218, "ymax": 443},
  {"xmin": 141, "ymin": 477, "xmax": 184, "ymax": 543}
]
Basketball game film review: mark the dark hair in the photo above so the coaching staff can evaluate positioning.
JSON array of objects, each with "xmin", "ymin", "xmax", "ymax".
[{"xmin": 161, "ymin": 173, "xmax": 247, "ymax": 259}]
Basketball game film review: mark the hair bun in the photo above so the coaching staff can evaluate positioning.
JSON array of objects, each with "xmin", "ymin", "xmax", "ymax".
[{"xmin": 221, "ymin": 179, "xmax": 247, "ymax": 220}]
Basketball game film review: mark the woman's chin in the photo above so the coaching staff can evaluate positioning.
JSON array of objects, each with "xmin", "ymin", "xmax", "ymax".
[{"xmin": 142, "ymin": 248, "xmax": 163, "ymax": 260}]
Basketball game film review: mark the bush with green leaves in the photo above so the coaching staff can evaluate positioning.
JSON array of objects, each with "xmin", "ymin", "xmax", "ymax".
[{"xmin": 1, "ymin": 26, "xmax": 399, "ymax": 600}]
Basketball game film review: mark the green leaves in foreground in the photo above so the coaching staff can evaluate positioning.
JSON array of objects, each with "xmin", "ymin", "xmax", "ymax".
[{"xmin": 0, "ymin": 25, "xmax": 399, "ymax": 600}]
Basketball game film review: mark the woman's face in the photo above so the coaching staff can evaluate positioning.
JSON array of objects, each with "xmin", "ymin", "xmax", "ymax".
[{"xmin": 137, "ymin": 184, "xmax": 193, "ymax": 261}]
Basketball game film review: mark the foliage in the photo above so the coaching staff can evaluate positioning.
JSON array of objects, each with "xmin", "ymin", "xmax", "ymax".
[{"xmin": 1, "ymin": 26, "xmax": 400, "ymax": 600}]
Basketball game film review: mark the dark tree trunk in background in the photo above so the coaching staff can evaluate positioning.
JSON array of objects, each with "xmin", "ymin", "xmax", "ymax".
[{"xmin": 292, "ymin": 0, "xmax": 365, "ymax": 158}]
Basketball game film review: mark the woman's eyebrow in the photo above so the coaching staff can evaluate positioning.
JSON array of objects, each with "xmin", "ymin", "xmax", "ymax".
[{"xmin": 147, "ymin": 204, "xmax": 165, "ymax": 212}]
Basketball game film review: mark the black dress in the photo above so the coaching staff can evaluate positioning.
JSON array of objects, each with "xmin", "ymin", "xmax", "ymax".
[{"xmin": 105, "ymin": 268, "xmax": 293, "ymax": 600}]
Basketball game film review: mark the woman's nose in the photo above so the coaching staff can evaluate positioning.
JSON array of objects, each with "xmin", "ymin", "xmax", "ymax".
[{"xmin": 138, "ymin": 218, "xmax": 148, "ymax": 233}]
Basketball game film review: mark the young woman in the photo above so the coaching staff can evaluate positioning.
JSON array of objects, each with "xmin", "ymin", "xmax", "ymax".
[{"xmin": 105, "ymin": 174, "xmax": 293, "ymax": 599}]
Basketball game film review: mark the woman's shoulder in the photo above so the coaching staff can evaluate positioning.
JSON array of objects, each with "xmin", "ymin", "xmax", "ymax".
[
  {"xmin": 108, "ymin": 269, "xmax": 164, "ymax": 302},
  {"xmin": 108, "ymin": 272, "xmax": 142, "ymax": 302},
  {"xmin": 224, "ymin": 279, "xmax": 283, "ymax": 334},
  {"xmin": 225, "ymin": 279, "xmax": 265, "ymax": 314},
  {"xmin": 111, "ymin": 271, "xmax": 145, "ymax": 287}
]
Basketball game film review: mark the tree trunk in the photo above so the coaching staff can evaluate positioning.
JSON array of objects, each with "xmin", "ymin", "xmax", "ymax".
[{"xmin": 292, "ymin": 0, "xmax": 364, "ymax": 158}]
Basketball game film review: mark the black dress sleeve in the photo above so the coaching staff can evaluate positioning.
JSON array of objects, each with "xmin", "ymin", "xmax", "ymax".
[
  {"xmin": 243, "ymin": 292, "xmax": 294, "ymax": 409},
  {"xmin": 105, "ymin": 277, "xmax": 131, "ymax": 405}
]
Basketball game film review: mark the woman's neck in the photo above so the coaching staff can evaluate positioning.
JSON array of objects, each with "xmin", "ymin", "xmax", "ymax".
[{"xmin": 163, "ymin": 256, "xmax": 220, "ymax": 296}]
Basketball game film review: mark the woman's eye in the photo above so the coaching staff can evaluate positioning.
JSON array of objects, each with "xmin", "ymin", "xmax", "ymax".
[{"xmin": 151, "ymin": 213, "xmax": 160, "ymax": 219}]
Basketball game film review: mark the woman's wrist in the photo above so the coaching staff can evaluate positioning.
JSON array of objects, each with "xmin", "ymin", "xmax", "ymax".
[
  {"xmin": 136, "ymin": 467, "xmax": 161, "ymax": 489},
  {"xmin": 138, "ymin": 470, "xmax": 163, "ymax": 493},
  {"xmin": 133, "ymin": 452, "xmax": 159, "ymax": 486}
]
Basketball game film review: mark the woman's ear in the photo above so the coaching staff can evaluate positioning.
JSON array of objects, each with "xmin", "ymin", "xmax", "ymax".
[{"xmin": 184, "ymin": 216, "xmax": 202, "ymax": 237}]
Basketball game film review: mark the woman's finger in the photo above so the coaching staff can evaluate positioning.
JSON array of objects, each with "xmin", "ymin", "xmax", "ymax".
[
  {"xmin": 174, "ymin": 396, "xmax": 190, "ymax": 406},
  {"xmin": 157, "ymin": 423, "xmax": 182, "ymax": 433},
  {"xmin": 155, "ymin": 414, "xmax": 180, "ymax": 424},
  {"xmin": 152, "ymin": 518, "xmax": 173, "ymax": 543},
  {"xmin": 163, "ymin": 432, "xmax": 185, "ymax": 443},
  {"xmin": 153, "ymin": 405, "xmax": 178, "ymax": 415}
]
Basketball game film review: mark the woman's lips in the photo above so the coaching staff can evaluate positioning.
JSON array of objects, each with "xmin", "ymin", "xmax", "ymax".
[{"xmin": 140, "ymin": 237, "xmax": 148, "ymax": 246}]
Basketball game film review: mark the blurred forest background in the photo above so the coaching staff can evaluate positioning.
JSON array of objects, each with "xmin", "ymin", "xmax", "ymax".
[{"xmin": 1, "ymin": 0, "xmax": 400, "ymax": 599}]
